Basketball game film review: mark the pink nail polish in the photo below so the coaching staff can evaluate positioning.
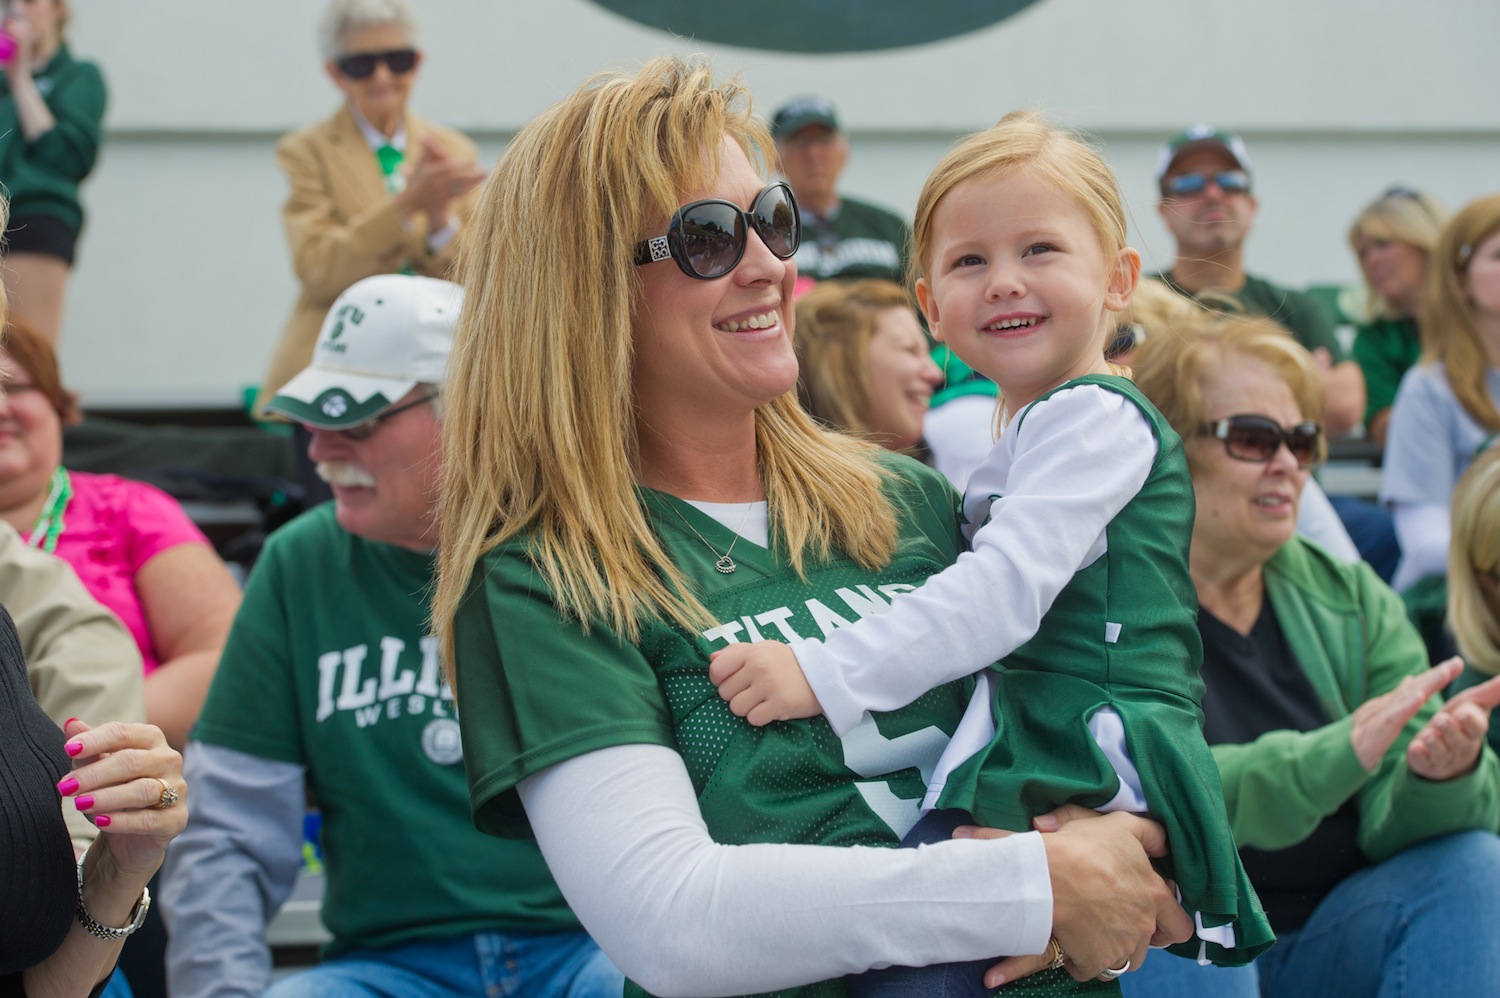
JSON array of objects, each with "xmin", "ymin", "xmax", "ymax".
[
  {"xmin": 65, "ymin": 742, "xmax": 83, "ymax": 757},
  {"xmin": 94, "ymin": 815, "xmax": 110, "ymax": 828},
  {"xmin": 64, "ymin": 717, "xmax": 78, "ymax": 727},
  {"xmin": 74, "ymin": 795, "xmax": 94, "ymax": 811},
  {"xmin": 57, "ymin": 777, "xmax": 79, "ymax": 795}
]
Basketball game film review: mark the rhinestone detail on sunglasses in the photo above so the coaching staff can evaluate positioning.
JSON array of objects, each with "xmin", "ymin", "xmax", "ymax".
[
  {"xmin": 633, "ymin": 182, "xmax": 800, "ymax": 280},
  {"xmin": 1164, "ymin": 170, "xmax": 1251, "ymax": 198},
  {"xmin": 1201, "ymin": 414, "xmax": 1322, "ymax": 469},
  {"xmin": 336, "ymin": 48, "xmax": 418, "ymax": 79}
]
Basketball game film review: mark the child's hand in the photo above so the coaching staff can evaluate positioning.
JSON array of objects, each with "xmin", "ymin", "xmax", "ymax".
[{"xmin": 708, "ymin": 642, "xmax": 823, "ymax": 726}]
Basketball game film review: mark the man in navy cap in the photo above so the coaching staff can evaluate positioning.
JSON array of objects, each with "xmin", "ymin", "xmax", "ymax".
[{"xmin": 771, "ymin": 95, "xmax": 911, "ymax": 285}]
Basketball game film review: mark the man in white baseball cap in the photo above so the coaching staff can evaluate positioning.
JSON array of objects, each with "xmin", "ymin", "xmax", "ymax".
[{"xmin": 162, "ymin": 273, "xmax": 622, "ymax": 998}]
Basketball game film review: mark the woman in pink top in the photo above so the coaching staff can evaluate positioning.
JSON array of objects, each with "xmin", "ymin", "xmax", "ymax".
[{"xmin": 0, "ymin": 316, "xmax": 241, "ymax": 748}]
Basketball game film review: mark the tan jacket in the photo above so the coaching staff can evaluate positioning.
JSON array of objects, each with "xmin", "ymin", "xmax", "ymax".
[
  {"xmin": 0, "ymin": 523, "xmax": 145, "ymax": 849},
  {"xmin": 257, "ymin": 104, "xmax": 481, "ymax": 412}
]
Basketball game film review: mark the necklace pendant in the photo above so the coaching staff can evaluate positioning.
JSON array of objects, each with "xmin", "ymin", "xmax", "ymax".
[{"xmin": 715, "ymin": 555, "xmax": 737, "ymax": 575}]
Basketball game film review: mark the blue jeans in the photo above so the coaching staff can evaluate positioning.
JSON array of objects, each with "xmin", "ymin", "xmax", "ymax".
[
  {"xmin": 1120, "ymin": 830, "xmax": 1500, "ymax": 997},
  {"xmin": 263, "ymin": 929, "xmax": 622, "ymax": 998}
]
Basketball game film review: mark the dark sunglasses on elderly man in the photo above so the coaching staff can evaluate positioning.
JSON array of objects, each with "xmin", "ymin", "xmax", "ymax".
[
  {"xmin": 634, "ymin": 182, "xmax": 801, "ymax": 280},
  {"xmin": 336, "ymin": 48, "xmax": 419, "ymax": 79},
  {"xmin": 1201, "ymin": 414, "xmax": 1323, "ymax": 469},
  {"xmin": 1163, "ymin": 170, "xmax": 1251, "ymax": 198}
]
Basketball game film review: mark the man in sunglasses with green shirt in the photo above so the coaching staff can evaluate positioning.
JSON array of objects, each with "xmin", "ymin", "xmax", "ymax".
[{"xmin": 1153, "ymin": 125, "xmax": 1366, "ymax": 440}]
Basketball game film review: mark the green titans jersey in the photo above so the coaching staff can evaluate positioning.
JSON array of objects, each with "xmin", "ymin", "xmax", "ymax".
[{"xmin": 454, "ymin": 455, "xmax": 973, "ymax": 998}]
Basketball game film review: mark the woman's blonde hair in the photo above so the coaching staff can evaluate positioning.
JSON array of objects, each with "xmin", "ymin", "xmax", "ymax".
[
  {"xmin": 910, "ymin": 110, "xmax": 1128, "ymax": 300},
  {"xmin": 433, "ymin": 56, "xmax": 898, "ymax": 670},
  {"xmin": 794, "ymin": 279, "xmax": 915, "ymax": 436},
  {"xmin": 1450, "ymin": 443, "xmax": 1500, "ymax": 676},
  {"xmin": 1346, "ymin": 187, "xmax": 1447, "ymax": 321},
  {"xmin": 1424, "ymin": 193, "xmax": 1500, "ymax": 432},
  {"xmin": 1131, "ymin": 311, "xmax": 1327, "ymax": 469}
]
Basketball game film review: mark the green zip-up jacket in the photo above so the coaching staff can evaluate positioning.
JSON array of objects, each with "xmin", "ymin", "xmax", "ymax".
[
  {"xmin": 1212, "ymin": 536, "xmax": 1500, "ymax": 862},
  {"xmin": 0, "ymin": 43, "xmax": 106, "ymax": 234}
]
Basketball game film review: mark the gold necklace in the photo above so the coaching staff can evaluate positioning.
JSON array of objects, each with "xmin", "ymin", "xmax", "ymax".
[{"xmin": 666, "ymin": 501, "xmax": 756, "ymax": 574}]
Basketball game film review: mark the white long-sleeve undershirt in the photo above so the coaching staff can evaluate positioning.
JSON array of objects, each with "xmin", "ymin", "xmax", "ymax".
[{"xmin": 517, "ymin": 742, "xmax": 1052, "ymax": 998}]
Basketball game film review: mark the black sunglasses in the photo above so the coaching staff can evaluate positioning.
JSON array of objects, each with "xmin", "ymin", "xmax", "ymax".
[
  {"xmin": 1201, "ymin": 414, "xmax": 1322, "ymax": 469},
  {"xmin": 1164, "ymin": 170, "xmax": 1251, "ymax": 198},
  {"xmin": 336, "ymin": 48, "xmax": 418, "ymax": 79},
  {"xmin": 334, "ymin": 392, "xmax": 438, "ymax": 442},
  {"xmin": 634, "ymin": 182, "xmax": 800, "ymax": 280}
]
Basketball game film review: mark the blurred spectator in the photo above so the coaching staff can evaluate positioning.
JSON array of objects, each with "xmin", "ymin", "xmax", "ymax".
[
  {"xmin": 1153, "ymin": 124, "xmax": 1365, "ymax": 438},
  {"xmin": 0, "ymin": 316, "xmax": 241, "ymax": 751},
  {"xmin": 0, "ymin": 515, "xmax": 144, "ymax": 851},
  {"xmin": 1446, "ymin": 443, "xmax": 1500, "ymax": 750},
  {"xmin": 794, "ymin": 278, "xmax": 939, "ymax": 453},
  {"xmin": 0, "ymin": 0, "xmax": 106, "ymax": 344},
  {"xmin": 1382, "ymin": 193, "xmax": 1500, "ymax": 592},
  {"xmin": 256, "ymin": 0, "xmax": 485, "ymax": 506},
  {"xmin": 1348, "ymin": 186, "xmax": 1448, "ymax": 446},
  {"xmin": 162, "ymin": 275, "xmax": 621, "ymax": 998},
  {"xmin": 771, "ymin": 95, "xmax": 910, "ymax": 284}
]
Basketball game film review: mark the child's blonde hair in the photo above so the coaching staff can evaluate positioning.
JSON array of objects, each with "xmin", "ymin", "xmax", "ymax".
[{"xmin": 910, "ymin": 110, "xmax": 1128, "ymax": 294}]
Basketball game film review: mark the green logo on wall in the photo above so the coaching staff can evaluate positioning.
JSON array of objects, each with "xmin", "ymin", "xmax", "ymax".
[{"xmin": 586, "ymin": 0, "xmax": 1044, "ymax": 53}]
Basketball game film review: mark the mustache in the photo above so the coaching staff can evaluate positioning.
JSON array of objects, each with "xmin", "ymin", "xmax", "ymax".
[{"xmin": 315, "ymin": 460, "xmax": 377, "ymax": 488}]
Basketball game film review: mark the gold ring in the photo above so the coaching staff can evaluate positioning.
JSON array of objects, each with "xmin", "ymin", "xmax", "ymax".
[
  {"xmin": 1044, "ymin": 935, "xmax": 1066, "ymax": 971},
  {"xmin": 154, "ymin": 778, "xmax": 180, "ymax": 809},
  {"xmin": 1098, "ymin": 959, "xmax": 1131, "ymax": 981}
]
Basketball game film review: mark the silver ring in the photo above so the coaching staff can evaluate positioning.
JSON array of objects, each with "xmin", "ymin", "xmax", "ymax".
[
  {"xmin": 154, "ymin": 778, "xmax": 180, "ymax": 809},
  {"xmin": 1098, "ymin": 959, "xmax": 1131, "ymax": 981}
]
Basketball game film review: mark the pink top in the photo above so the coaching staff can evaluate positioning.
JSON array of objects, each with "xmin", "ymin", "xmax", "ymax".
[{"xmin": 25, "ymin": 471, "xmax": 212, "ymax": 674}]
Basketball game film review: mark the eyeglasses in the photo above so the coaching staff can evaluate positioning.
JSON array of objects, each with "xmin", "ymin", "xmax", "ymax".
[
  {"xmin": 1163, "ymin": 170, "xmax": 1251, "ymax": 198},
  {"xmin": 634, "ymin": 182, "xmax": 801, "ymax": 280},
  {"xmin": 331, "ymin": 392, "xmax": 437, "ymax": 442},
  {"xmin": 335, "ymin": 48, "xmax": 418, "ymax": 79},
  {"xmin": 1201, "ymin": 414, "xmax": 1322, "ymax": 469}
]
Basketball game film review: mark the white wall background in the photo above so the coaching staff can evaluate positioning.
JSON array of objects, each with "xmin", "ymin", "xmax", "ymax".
[{"xmin": 58, "ymin": 0, "xmax": 1500, "ymax": 405}]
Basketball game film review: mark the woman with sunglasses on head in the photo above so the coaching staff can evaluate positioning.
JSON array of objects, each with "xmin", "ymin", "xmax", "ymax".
[
  {"xmin": 433, "ymin": 57, "xmax": 1191, "ymax": 998},
  {"xmin": 0, "ymin": 0, "xmax": 106, "ymax": 345},
  {"xmin": 1348, "ymin": 187, "xmax": 1448, "ymax": 448},
  {"xmin": 1118, "ymin": 310, "xmax": 1500, "ymax": 998},
  {"xmin": 1382, "ymin": 193, "xmax": 1500, "ymax": 595},
  {"xmin": 256, "ymin": 0, "xmax": 485, "ymax": 494}
]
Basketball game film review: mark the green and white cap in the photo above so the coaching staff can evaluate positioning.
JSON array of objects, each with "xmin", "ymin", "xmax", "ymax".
[
  {"xmin": 266, "ymin": 274, "xmax": 462, "ymax": 429},
  {"xmin": 1155, "ymin": 123, "xmax": 1252, "ymax": 184}
]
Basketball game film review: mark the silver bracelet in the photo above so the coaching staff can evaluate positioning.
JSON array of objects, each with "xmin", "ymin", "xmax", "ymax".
[{"xmin": 75, "ymin": 841, "xmax": 151, "ymax": 940}]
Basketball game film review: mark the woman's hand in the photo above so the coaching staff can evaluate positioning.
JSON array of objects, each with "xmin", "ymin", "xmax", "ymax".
[
  {"xmin": 1350, "ymin": 658, "xmax": 1463, "ymax": 771},
  {"xmin": 57, "ymin": 718, "xmax": 188, "ymax": 876},
  {"xmin": 956, "ymin": 805, "xmax": 1192, "ymax": 987},
  {"xmin": 1, "ymin": 10, "xmax": 33, "ymax": 80},
  {"xmin": 1408, "ymin": 662, "xmax": 1500, "ymax": 781}
]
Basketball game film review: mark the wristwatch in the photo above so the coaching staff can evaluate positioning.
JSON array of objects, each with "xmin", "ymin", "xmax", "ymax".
[{"xmin": 75, "ymin": 845, "xmax": 152, "ymax": 940}]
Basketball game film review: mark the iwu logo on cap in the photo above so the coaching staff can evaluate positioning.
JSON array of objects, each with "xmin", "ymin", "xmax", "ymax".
[
  {"xmin": 323, "ymin": 304, "xmax": 367, "ymax": 353},
  {"xmin": 321, "ymin": 394, "xmax": 350, "ymax": 419}
]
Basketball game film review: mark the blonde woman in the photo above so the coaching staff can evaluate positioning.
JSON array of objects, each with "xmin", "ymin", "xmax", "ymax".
[
  {"xmin": 1347, "ymin": 187, "xmax": 1448, "ymax": 446},
  {"xmin": 793, "ymin": 278, "xmax": 940, "ymax": 452},
  {"xmin": 1445, "ymin": 443, "xmax": 1500, "ymax": 751},
  {"xmin": 433, "ymin": 57, "xmax": 1188, "ymax": 997},
  {"xmin": 1382, "ymin": 193, "xmax": 1500, "ymax": 591}
]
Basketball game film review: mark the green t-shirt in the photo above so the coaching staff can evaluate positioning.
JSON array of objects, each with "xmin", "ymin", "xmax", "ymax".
[
  {"xmin": 1352, "ymin": 315, "xmax": 1421, "ymax": 429},
  {"xmin": 1157, "ymin": 272, "xmax": 1348, "ymax": 362},
  {"xmin": 794, "ymin": 195, "xmax": 912, "ymax": 284},
  {"xmin": 453, "ymin": 455, "xmax": 973, "ymax": 998},
  {"xmin": 194, "ymin": 504, "xmax": 580, "ymax": 957},
  {"xmin": 0, "ymin": 44, "xmax": 106, "ymax": 233}
]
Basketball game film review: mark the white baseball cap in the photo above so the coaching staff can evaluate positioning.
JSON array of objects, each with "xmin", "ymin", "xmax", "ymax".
[{"xmin": 266, "ymin": 274, "xmax": 462, "ymax": 429}]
